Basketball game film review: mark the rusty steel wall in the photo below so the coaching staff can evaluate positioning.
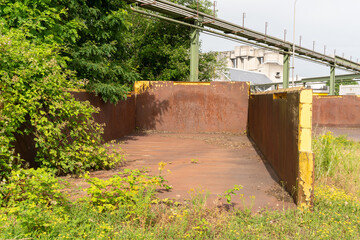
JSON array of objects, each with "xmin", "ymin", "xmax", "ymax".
[
  {"xmin": 313, "ymin": 95, "xmax": 360, "ymax": 127},
  {"xmin": 71, "ymin": 91, "xmax": 136, "ymax": 142},
  {"xmin": 14, "ymin": 91, "xmax": 136, "ymax": 163},
  {"xmin": 134, "ymin": 81, "xmax": 249, "ymax": 133},
  {"xmin": 248, "ymin": 89, "xmax": 314, "ymax": 207}
]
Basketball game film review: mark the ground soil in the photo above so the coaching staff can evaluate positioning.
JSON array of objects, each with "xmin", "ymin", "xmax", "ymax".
[{"xmin": 63, "ymin": 132, "xmax": 295, "ymax": 213}]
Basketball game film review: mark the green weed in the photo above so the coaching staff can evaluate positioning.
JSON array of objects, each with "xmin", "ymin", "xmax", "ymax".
[
  {"xmin": 190, "ymin": 159, "xmax": 199, "ymax": 164},
  {"xmin": 218, "ymin": 184, "xmax": 242, "ymax": 204},
  {"xmin": 313, "ymin": 132, "xmax": 360, "ymax": 197}
]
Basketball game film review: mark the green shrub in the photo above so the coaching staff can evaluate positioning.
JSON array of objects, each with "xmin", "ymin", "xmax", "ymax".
[
  {"xmin": 0, "ymin": 168, "xmax": 69, "ymax": 233},
  {"xmin": 0, "ymin": 27, "xmax": 123, "ymax": 178},
  {"xmin": 81, "ymin": 168, "xmax": 171, "ymax": 223}
]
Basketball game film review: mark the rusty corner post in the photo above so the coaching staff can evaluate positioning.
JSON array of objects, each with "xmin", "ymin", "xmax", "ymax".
[
  {"xmin": 190, "ymin": 19, "xmax": 201, "ymax": 82},
  {"xmin": 297, "ymin": 89, "xmax": 314, "ymax": 209},
  {"xmin": 283, "ymin": 52, "xmax": 290, "ymax": 88}
]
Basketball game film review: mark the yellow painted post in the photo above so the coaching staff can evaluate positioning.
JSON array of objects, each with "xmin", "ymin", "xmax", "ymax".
[{"xmin": 297, "ymin": 89, "xmax": 314, "ymax": 208}]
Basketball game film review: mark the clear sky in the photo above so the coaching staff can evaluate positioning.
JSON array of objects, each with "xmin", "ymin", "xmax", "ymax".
[{"xmin": 199, "ymin": 0, "xmax": 360, "ymax": 78}]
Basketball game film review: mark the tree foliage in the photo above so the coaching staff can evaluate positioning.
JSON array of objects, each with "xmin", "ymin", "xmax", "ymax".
[
  {"xmin": 126, "ymin": 0, "xmax": 221, "ymax": 82},
  {"xmin": 63, "ymin": 0, "xmax": 138, "ymax": 103},
  {"xmin": 0, "ymin": 0, "xmax": 225, "ymax": 177},
  {"xmin": 0, "ymin": 27, "xmax": 121, "ymax": 179},
  {"xmin": 1, "ymin": 0, "xmax": 224, "ymax": 103},
  {"xmin": 1, "ymin": 0, "xmax": 138, "ymax": 103}
]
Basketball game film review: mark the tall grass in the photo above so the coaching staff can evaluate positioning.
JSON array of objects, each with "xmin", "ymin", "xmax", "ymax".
[{"xmin": 313, "ymin": 132, "xmax": 360, "ymax": 197}]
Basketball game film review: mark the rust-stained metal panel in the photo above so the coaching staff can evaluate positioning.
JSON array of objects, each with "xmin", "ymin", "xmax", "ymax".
[
  {"xmin": 14, "ymin": 91, "xmax": 136, "ymax": 164},
  {"xmin": 135, "ymin": 81, "xmax": 249, "ymax": 133},
  {"xmin": 14, "ymin": 125, "xmax": 37, "ymax": 168},
  {"xmin": 71, "ymin": 92, "xmax": 136, "ymax": 142},
  {"xmin": 313, "ymin": 95, "xmax": 360, "ymax": 127},
  {"xmin": 248, "ymin": 89, "xmax": 314, "ymax": 207}
]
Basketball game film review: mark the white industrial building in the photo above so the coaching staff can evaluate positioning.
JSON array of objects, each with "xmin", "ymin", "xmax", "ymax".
[
  {"xmin": 339, "ymin": 84, "xmax": 360, "ymax": 95},
  {"xmin": 217, "ymin": 45, "xmax": 283, "ymax": 83}
]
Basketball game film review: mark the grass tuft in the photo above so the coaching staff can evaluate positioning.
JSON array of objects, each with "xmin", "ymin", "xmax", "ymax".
[{"xmin": 313, "ymin": 132, "xmax": 360, "ymax": 197}]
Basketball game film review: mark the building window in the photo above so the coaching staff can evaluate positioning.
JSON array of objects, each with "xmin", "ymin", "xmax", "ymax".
[
  {"xmin": 258, "ymin": 57, "xmax": 264, "ymax": 64},
  {"xmin": 275, "ymin": 72, "xmax": 281, "ymax": 79},
  {"xmin": 231, "ymin": 59, "xmax": 236, "ymax": 68}
]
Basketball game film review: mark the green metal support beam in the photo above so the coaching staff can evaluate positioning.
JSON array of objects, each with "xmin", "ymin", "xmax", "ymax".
[
  {"xmin": 126, "ymin": 0, "xmax": 360, "ymax": 73},
  {"xmin": 250, "ymin": 73, "xmax": 360, "ymax": 89},
  {"xmin": 329, "ymin": 66, "xmax": 335, "ymax": 95},
  {"xmin": 300, "ymin": 73, "xmax": 360, "ymax": 83},
  {"xmin": 190, "ymin": 20, "xmax": 200, "ymax": 82},
  {"xmin": 283, "ymin": 53, "xmax": 290, "ymax": 88}
]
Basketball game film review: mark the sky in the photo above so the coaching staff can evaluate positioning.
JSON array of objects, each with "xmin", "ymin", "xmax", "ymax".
[{"xmin": 199, "ymin": 0, "xmax": 360, "ymax": 78}]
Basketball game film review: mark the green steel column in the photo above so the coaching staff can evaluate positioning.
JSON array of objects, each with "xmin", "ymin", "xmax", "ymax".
[
  {"xmin": 283, "ymin": 53, "xmax": 290, "ymax": 88},
  {"xmin": 190, "ymin": 20, "xmax": 200, "ymax": 82},
  {"xmin": 329, "ymin": 65, "xmax": 335, "ymax": 95}
]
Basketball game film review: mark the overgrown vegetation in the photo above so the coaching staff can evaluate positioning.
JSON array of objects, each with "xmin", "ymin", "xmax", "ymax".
[
  {"xmin": 1, "ymin": 0, "xmax": 128, "ymax": 179},
  {"xmin": 1, "ymin": 0, "xmax": 137, "ymax": 103},
  {"xmin": 1, "ymin": 169, "xmax": 360, "ymax": 239},
  {"xmin": 0, "ymin": 27, "xmax": 123, "ymax": 179},
  {"xmin": 126, "ymin": 3, "xmax": 225, "ymax": 83},
  {"xmin": 1, "ymin": 0, "xmax": 360, "ymax": 238},
  {"xmin": 1, "ymin": 0, "xmax": 224, "ymax": 104},
  {"xmin": 1, "ymin": 134, "xmax": 360, "ymax": 239},
  {"xmin": 313, "ymin": 132, "xmax": 360, "ymax": 197}
]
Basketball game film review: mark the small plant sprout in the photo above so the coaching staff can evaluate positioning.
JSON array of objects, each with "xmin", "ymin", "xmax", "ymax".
[
  {"xmin": 218, "ymin": 184, "xmax": 243, "ymax": 204},
  {"xmin": 191, "ymin": 159, "xmax": 199, "ymax": 164},
  {"xmin": 158, "ymin": 162, "xmax": 167, "ymax": 175}
]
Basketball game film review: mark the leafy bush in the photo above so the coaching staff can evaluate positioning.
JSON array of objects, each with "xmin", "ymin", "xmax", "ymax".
[
  {"xmin": 82, "ymin": 168, "xmax": 171, "ymax": 217},
  {"xmin": 0, "ymin": 168, "xmax": 69, "ymax": 232},
  {"xmin": 0, "ymin": 115, "xmax": 22, "ymax": 178},
  {"xmin": 0, "ymin": 27, "xmax": 122, "ymax": 178}
]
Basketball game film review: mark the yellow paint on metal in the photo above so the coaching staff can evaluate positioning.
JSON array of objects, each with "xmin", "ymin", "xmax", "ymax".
[
  {"xmin": 313, "ymin": 93, "xmax": 328, "ymax": 96},
  {"xmin": 173, "ymin": 82, "xmax": 211, "ymax": 86},
  {"xmin": 299, "ymin": 104, "xmax": 312, "ymax": 129},
  {"xmin": 251, "ymin": 87, "xmax": 303, "ymax": 95},
  {"xmin": 297, "ymin": 89, "xmax": 314, "ymax": 208},
  {"xmin": 298, "ymin": 152, "xmax": 314, "ymax": 208},
  {"xmin": 299, "ymin": 128, "xmax": 312, "ymax": 152},
  {"xmin": 134, "ymin": 81, "xmax": 150, "ymax": 94},
  {"xmin": 300, "ymin": 89, "xmax": 313, "ymax": 104},
  {"xmin": 315, "ymin": 96, "xmax": 342, "ymax": 98},
  {"xmin": 273, "ymin": 92, "xmax": 287, "ymax": 99},
  {"xmin": 250, "ymin": 88, "xmax": 314, "ymax": 207}
]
